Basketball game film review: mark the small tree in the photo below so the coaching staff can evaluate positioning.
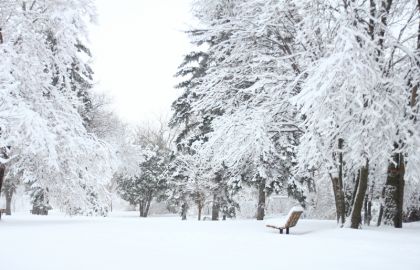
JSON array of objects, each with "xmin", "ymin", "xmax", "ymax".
[
  {"xmin": 117, "ymin": 121, "xmax": 173, "ymax": 217},
  {"xmin": 117, "ymin": 149, "xmax": 169, "ymax": 217}
]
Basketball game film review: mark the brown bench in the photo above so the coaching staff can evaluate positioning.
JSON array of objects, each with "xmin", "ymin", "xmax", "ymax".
[
  {"xmin": 0, "ymin": 208, "xmax": 6, "ymax": 220},
  {"xmin": 266, "ymin": 207, "xmax": 303, "ymax": 234}
]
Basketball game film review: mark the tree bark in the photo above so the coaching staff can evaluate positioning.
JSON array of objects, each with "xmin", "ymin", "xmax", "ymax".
[
  {"xmin": 139, "ymin": 202, "xmax": 144, "ymax": 217},
  {"xmin": 350, "ymin": 163, "xmax": 369, "ymax": 229},
  {"xmin": 0, "ymin": 164, "xmax": 5, "ymax": 200},
  {"xmin": 197, "ymin": 200, "xmax": 203, "ymax": 221},
  {"xmin": 330, "ymin": 139, "xmax": 346, "ymax": 226},
  {"xmin": 211, "ymin": 194, "xmax": 219, "ymax": 221},
  {"xmin": 383, "ymin": 152, "xmax": 405, "ymax": 228},
  {"xmin": 181, "ymin": 202, "xmax": 188, "ymax": 220},
  {"xmin": 139, "ymin": 194, "xmax": 153, "ymax": 218},
  {"xmin": 363, "ymin": 194, "xmax": 372, "ymax": 226},
  {"xmin": 331, "ymin": 176, "xmax": 345, "ymax": 225},
  {"xmin": 256, "ymin": 178, "xmax": 266, "ymax": 220},
  {"xmin": 377, "ymin": 203, "xmax": 384, "ymax": 226},
  {"xmin": 350, "ymin": 172, "xmax": 360, "ymax": 212},
  {"xmin": 5, "ymin": 189, "xmax": 13, "ymax": 215},
  {"xmin": 145, "ymin": 198, "xmax": 151, "ymax": 218}
]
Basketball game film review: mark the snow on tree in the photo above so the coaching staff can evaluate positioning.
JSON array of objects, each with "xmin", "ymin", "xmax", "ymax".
[
  {"xmin": 169, "ymin": 0, "xmax": 420, "ymax": 225},
  {"xmin": 294, "ymin": 0, "xmax": 420, "ymax": 228},
  {"xmin": 171, "ymin": 0, "xmax": 306, "ymax": 220},
  {"xmin": 117, "ymin": 122, "xmax": 173, "ymax": 217},
  {"xmin": 1, "ymin": 174, "xmax": 17, "ymax": 215},
  {"xmin": 0, "ymin": 0, "xmax": 116, "ymax": 214},
  {"xmin": 117, "ymin": 147, "xmax": 169, "ymax": 217}
]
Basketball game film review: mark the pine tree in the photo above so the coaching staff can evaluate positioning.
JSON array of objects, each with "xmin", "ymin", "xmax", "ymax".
[
  {"xmin": 177, "ymin": 0, "xmax": 305, "ymax": 220},
  {"xmin": 117, "ymin": 123, "xmax": 172, "ymax": 217}
]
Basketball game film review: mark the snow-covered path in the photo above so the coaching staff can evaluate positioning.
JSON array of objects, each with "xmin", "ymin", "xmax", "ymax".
[{"xmin": 1, "ymin": 212, "xmax": 419, "ymax": 270}]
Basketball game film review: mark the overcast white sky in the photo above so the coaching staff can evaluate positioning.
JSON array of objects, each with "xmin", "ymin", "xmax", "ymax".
[{"xmin": 90, "ymin": 0, "xmax": 194, "ymax": 124}]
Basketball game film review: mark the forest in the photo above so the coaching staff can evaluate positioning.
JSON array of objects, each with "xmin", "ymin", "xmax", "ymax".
[{"xmin": 0, "ymin": 0, "xmax": 419, "ymax": 233}]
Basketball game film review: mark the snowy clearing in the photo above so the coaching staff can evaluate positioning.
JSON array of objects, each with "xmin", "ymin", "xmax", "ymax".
[{"xmin": 1, "ymin": 212, "xmax": 419, "ymax": 270}]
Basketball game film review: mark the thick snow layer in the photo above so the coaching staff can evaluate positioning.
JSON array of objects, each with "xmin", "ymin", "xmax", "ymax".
[{"xmin": 1, "ymin": 212, "xmax": 419, "ymax": 270}]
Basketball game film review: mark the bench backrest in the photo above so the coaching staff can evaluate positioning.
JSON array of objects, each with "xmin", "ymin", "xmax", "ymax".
[{"xmin": 285, "ymin": 211, "xmax": 303, "ymax": 228}]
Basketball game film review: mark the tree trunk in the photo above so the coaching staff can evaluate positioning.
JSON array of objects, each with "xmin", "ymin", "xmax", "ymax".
[
  {"xmin": 211, "ymin": 194, "xmax": 219, "ymax": 221},
  {"xmin": 197, "ymin": 200, "xmax": 203, "ymax": 221},
  {"xmin": 5, "ymin": 189, "xmax": 13, "ymax": 215},
  {"xmin": 383, "ymin": 152, "xmax": 405, "ymax": 228},
  {"xmin": 330, "ymin": 138, "xmax": 346, "ymax": 226},
  {"xmin": 143, "ymin": 194, "xmax": 152, "ymax": 218},
  {"xmin": 0, "ymin": 164, "xmax": 5, "ymax": 199},
  {"xmin": 139, "ymin": 202, "xmax": 145, "ymax": 217},
  {"xmin": 256, "ymin": 178, "xmax": 266, "ymax": 220},
  {"xmin": 350, "ymin": 163, "xmax": 369, "ymax": 229},
  {"xmin": 363, "ymin": 194, "xmax": 372, "ymax": 226},
  {"xmin": 181, "ymin": 202, "xmax": 188, "ymax": 220},
  {"xmin": 377, "ymin": 203, "xmax": 384, "ymax": 226},
  {"xmin": 331, "ymin": 177, "xmax": 346, "ymax": 226},
  {"xmin": 350, "ymin": 172, "xmax": 360, "ymax": 211},
  {"xmin": 381, "ymin": 0, "xmax": 418, "ymax": 229},
  {"xmin": 145, "ymin": 200, "xmax": 151, "ymax": 217}
]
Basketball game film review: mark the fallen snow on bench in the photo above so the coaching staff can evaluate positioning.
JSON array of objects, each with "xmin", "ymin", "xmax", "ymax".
[
  {"xmin": 265, "ymin": 206, "xmax": 304, "ymax": 228},
  {"xmin": 0, "ymin": 212, "xmax": 419, "ymax": 270}
]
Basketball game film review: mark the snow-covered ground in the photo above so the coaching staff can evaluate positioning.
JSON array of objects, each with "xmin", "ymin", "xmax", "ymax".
[{"xmin": 1, "ymin": 212, "xmax": 419, "ymax": 270}]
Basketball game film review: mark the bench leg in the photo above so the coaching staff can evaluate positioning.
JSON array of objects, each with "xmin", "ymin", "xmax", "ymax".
[
  {"xmin": 279, "ymin": 228, "xmax": 283, "ymax": 234},
  {"xmin": 286, "ymin": 228, "xmax": 289, "ymax": 234}
]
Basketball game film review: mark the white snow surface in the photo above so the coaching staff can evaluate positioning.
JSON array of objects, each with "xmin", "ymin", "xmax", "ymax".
[{"xmin": 1, "ymin": 211, "xmax": 419, "ymax": 270}]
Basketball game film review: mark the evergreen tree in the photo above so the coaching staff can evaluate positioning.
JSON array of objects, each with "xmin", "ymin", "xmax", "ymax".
[
  {"xmin": 117, "ymin": 148, "xmax": 170, "ymax": 217},
  {"xmin": 170, "ymin": 0, "xmax": 306, "ymax": 220},
  {"xmin": 117, "ymin": 123, "xmax": 172, "ymax": 217}
]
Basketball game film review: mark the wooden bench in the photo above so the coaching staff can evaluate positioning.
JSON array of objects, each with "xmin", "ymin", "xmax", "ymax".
[
  {"xmin": 0, "ymin": 208, "xmax": 6, "ymax": 220},
  {"xmin": 266, "ymin": 207, "xmax": 303, "ymax": 234}
]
